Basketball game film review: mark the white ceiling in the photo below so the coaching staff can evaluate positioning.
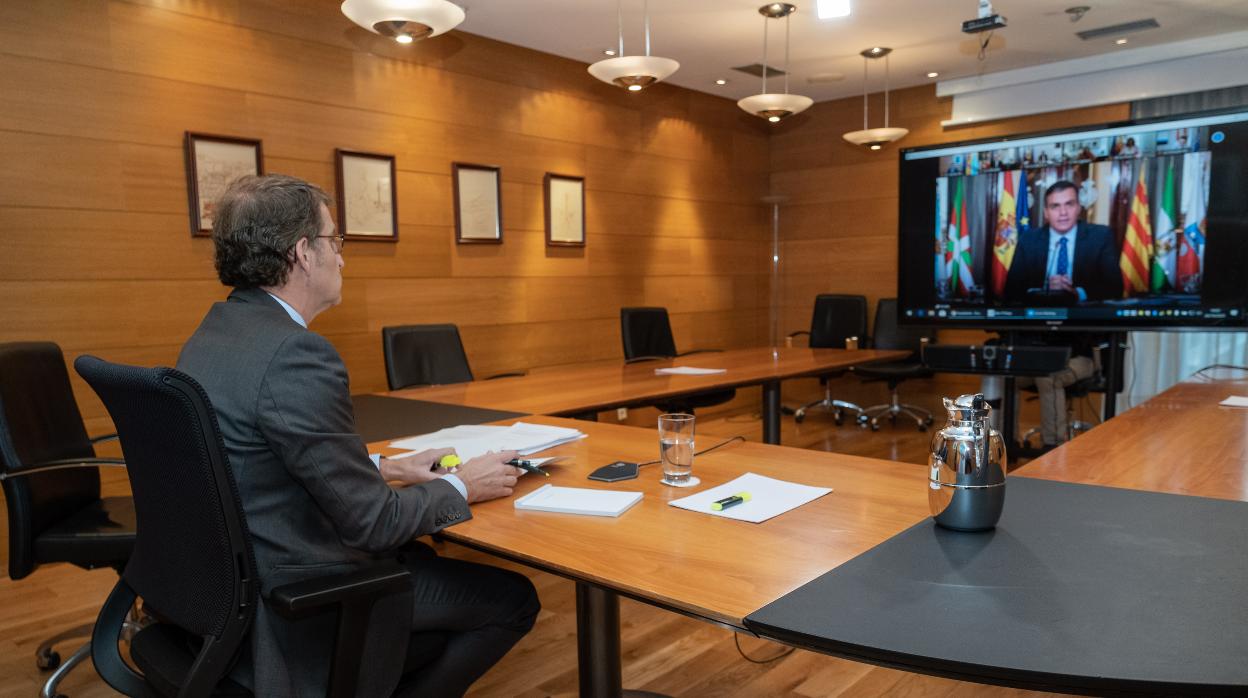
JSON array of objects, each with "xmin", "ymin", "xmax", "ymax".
[{"xmin": 456, "ymin": 0, "xmax": 1248, "ymax": 103}]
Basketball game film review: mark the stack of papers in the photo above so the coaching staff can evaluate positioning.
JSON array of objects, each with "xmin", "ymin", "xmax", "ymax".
[
  {"xmin": 389, "ymin": 422, "xmax": 586, "ymax": 460},
  {"xmin": 1219, "ymin": 395, "xmax": 1248, "ymax": 408},
  {"xmin": 668, "ymin": 472, "xmax": 832, "ymax": 523},
  {"xmin": 514, "ymin": 484, "xmax": 642, "ymax": 517},
  {"xmin": 655, "ymin": 366, "xmax": 727, "ymax": 375}
]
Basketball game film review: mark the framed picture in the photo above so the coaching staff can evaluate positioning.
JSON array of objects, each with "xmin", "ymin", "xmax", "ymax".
[
  {"xmin": 545, "ymin": 173, "xmax": 585, "ymax": 247},
  {"xmin": 184, "ymin": 132, "xmax": 263, "ymax": 236},
  {"xmin": 335, "ymin": 150, "xmax": 398, "ymax": 242},
  {"xmin": 452, "ymin": 163, "xmax": 503, "ymax": 244}
]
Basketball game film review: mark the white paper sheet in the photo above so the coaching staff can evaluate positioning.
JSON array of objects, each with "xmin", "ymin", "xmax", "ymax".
[
  {"xmin": 667, "ymin": 472, "xmax": 832, "ymax": 523},
  {"xmin": 514, "ymin": 484, "xmax": 643, "ymax": 517},
  {"xmin": 1220, "ymin": 395, "xmax": 1248, "ymax": 408},
  {"xmin": 388, "ymin": 422, "xmax": 586, "ymax": 460},
  {"xmin": 654, "ymin": 366, "xmax": 728, "ymax": 375}
]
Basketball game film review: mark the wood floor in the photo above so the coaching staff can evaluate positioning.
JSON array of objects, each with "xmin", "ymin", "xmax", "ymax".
[{"xmin": 1, "ymin": 375, "xmax": 1091, "ymax": 697}]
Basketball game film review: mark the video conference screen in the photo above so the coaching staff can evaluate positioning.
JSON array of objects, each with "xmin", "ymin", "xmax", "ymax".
[{"xmin": 897, "ymin": 108, "xmax": 1248, "ymax": 330}]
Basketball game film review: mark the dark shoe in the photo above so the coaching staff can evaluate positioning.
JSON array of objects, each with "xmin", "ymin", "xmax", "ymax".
[{"xmin": 1015, "ymin": 442, "xmax": 1056, "ymax": 459}]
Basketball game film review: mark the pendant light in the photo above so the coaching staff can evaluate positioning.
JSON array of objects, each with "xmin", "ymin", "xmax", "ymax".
[
  {"xmin": 738, "ymin": 3, "xmax": 813, "ymax": 123},
  {"xmin": 341, "ymin": 0, "xmax": 465, "ymax": 44},
  {"xmin": 842, "ymin": 47, "xmax": 909, "ymax": 149},
  {"xmin": 588, "ymin": 0, "xmax": 679, "ymax": 92}
]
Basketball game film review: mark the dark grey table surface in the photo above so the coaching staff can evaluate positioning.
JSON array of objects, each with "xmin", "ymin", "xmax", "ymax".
[
  {"xmin": 350, "ymin": 394, "xmax": 524, "ymax": 444},
  {"xmin": 745, "ymin": 476, "xmax": 1248, "ymax": 696}
]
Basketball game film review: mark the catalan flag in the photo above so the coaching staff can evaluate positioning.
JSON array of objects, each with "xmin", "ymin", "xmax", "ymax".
[
  {"xmin": 1119, "ymin": 168, "xmax": 1152, "ymax": 296},
  {"xmin": 990, "ymin": 170, "xmax": 1018, "ymax": 297}
]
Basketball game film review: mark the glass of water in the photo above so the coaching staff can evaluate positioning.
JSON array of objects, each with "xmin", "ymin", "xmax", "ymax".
[{"xmin": 658, "ymin": 413, "xmax": 697, "ymax": 487}]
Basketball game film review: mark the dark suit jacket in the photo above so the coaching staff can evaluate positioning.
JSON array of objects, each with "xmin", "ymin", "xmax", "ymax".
[
  {"xmin": 1003, "ymin": 223, "xmax": 1122, "ymax": 302},
  {"xmin": 177, "ymin": 287, "xmax": 472, "ymax": 697}
]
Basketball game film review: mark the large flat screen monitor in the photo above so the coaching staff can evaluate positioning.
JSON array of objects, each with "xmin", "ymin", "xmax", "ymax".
[{"xmin": 897, "ymin": 108, "xmax": 1248, "ymax": 330}]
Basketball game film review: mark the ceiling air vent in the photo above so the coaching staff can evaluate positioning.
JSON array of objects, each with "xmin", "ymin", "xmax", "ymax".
[
  {"xmin": 1076, "ymin": 18, "xmax": 1159, "ymax": 41},
  {"xmin": 732, "ymin": 63, "xmax": 786, "ymax": 78}
]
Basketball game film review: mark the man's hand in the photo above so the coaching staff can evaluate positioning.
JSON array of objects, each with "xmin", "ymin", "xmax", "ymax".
[
  {"xmin": 379, "ymin": 447, "xmax": 457, "ymax": 484},
  {"xmin": 455, "ymin": 450, "xmax": 522, "ymax": 503},
  {"xmin": 1047, "ymin": 275, "xmax": 1074, "ymax": 293}
]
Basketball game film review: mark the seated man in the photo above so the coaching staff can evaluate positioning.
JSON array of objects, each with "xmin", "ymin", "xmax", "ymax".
[{"xmin": 177, "ymin": 174, "xmax": 538, "ymax": 697}]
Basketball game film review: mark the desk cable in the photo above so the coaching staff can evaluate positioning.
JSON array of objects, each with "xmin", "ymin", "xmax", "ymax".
[
  {"xmin": 733, "ymin": 632, "xmax": 795, "ymax": 664},
  {"xmin": 1195, "ymin": 363, "xmax": 1248, "ymax": 379},
  {"xmin": 636, "ymin": 435, "xmax": 746, "ymax": 468}
]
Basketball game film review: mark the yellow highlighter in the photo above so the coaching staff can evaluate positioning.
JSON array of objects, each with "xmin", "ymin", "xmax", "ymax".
[
  {"xmin": 710, "ymin": 492, "xmax": 751, "ymax": 511},
  {"xmin": 438, "ymin": 454, "xmax": 462, "ymax": 472}
]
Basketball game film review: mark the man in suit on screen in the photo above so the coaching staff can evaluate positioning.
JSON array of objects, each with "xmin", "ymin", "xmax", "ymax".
[
  {"xmin": 177, "ymin": 174, "xmax": 538, "ymax": 697},
  {"xmin": 1003, "ymin": 180, "xmax": 1122, "ymax": 304}
]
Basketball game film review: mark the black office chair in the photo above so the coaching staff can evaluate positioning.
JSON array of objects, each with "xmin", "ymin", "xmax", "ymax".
[
  {"xmin": 0, "ymin": 342, "xmax": 135, "ymax": 698},
  {"xmin": 854, "ymin": 299, "xmax": 936, "ymax": 431},
  {"xmin": 76, "ymin": 356, "xmax": 446, "ymax": 698},
  {"xmin": 619, "ymin": 307, "xmax": 735, "ymax": 413},
  {"xmin": 787, "ymin": 294, "xmax": 868, "ymax": 425},
  {"xmin": 382, "ymin": 324, "xmax": 523, "ymax": 390}
]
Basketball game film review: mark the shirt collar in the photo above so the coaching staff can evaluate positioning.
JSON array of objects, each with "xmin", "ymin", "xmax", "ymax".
[{"xmin": 266, "ymin": 292, "xmax": 307, "ymax": 328}]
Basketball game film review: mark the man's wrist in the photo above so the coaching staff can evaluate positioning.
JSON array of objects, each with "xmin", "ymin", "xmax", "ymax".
[{"xmin": 441, "ymin": 473, "xmax": 468, "ymax": 500}]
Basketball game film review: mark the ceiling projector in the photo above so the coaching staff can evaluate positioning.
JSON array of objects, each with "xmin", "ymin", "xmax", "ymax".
[{"xmin": 962, "ymin": 0, "xmax": 1006, "ymax": 33}]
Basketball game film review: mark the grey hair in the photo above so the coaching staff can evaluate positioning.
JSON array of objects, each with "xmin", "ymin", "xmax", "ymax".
[{"xmin": 211, "ymin": 174, "xmax": 333, "ymax": 288}]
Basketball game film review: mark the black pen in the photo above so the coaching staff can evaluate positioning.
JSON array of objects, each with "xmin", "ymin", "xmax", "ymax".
[{"xmin": 507, "ymin": 458, "xmax": 550, "ymax": 477}]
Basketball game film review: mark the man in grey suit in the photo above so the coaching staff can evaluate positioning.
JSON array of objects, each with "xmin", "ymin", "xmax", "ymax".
[{"xmin": 178, "ymin": 174, "xmax": 538, "ymax": 697}]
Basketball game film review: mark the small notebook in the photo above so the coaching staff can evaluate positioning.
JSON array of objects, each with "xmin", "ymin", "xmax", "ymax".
[{"xmin": 514, "ymin": 484, "xmax": 643, "ymax": 517}]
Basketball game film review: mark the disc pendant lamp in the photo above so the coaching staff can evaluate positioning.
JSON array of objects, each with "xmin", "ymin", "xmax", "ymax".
[
  {"xmin": 738, "ymin": 3, "xmax": 813, "ymax": 123},
  {"xmin": 588, "ymin": 0, "xmax": 680, "ymax": 92},
  {"xmin": 842, "ymin": 47, "xmax": 909, "ymax": 149},
  {"xmin": 341, "ymin": 0, "xmax": 466, "ymax": 44}
]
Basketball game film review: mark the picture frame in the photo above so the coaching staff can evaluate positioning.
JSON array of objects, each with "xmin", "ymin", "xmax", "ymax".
[
  {"xmin": 184, "ymin": 132, "xmax": 263, "ymax": 236},
  {"xmin": 452, "ymin": 162, "xmax": 503, "ymax": 244},
  {"xmin": 335, "ymin": 149, "xmax": 398, "ymax": 242},
  {"xmin": 545, "ymin": 173, "xmax": 586, "ymax": 247}
]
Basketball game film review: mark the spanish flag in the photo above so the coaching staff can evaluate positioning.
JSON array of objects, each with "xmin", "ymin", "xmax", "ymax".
[
  {"xmin": 990, "ymin": 170, "xmax": 1018, "ymax": 297},
  {"xmin": 1119, "ymin": 168, "xmax": 1152, "ymax": 296}
]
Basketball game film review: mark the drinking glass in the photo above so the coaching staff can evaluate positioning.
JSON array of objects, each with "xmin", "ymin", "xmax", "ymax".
[{"xmin": 658, "ymin": 413, "xmax": 697, "ymax": 487}]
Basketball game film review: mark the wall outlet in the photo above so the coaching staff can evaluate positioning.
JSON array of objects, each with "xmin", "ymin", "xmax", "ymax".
[{"xmin": 617, "ymin": 407, "xmax": 628, "ymax": 421}]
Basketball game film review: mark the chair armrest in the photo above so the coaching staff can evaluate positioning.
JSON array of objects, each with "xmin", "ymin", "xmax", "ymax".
[
  {"xmin": 484, "ymin": 371, "xmax": 527, "ymax": 380},
  {"xmin": 0, "ymin": 457, "xmax": 126, "ymax": 480},
  {"xmin": 269, "ymin": 562, "xmax": 411, "ymax": 619},
  {"xmin": 90, "ymin": 433, "xmax": 119, "ymax": 445},
  {"xmin": 676, "ymin": 349, "xmax": 723, "ymax": 357}
]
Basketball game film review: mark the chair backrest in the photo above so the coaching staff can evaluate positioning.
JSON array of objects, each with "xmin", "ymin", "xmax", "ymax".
[
  {"xmin": 871, "ymin": 298, "xmax": 932, "ymax": 356},
  {"xmin": 808, "ymin": 295, "xmax": 868, "ymax": 349},
  {"xmin": 0, "ymin": 342, "xmax": 100, "ymax": 580},
  {"xmin": 620, "ymin": 307, "xmax": 678, "ymax": 359},
  {"xmin": 382, "ymin": 324, "xmax": 475, "ymax": 390},
  {"xmin": 75, "ymin": 356, "xmax": 255, "ymax": 689}
]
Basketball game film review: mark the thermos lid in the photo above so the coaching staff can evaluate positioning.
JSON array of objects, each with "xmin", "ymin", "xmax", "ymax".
[{"xmin": 943, "ymin": 392, "xmax": 992, "ymax": 422}]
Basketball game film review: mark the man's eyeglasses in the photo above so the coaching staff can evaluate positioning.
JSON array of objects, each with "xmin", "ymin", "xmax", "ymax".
[{"xmin": 317, "ymin": 233, "xmax": 345, "ymax": 254}]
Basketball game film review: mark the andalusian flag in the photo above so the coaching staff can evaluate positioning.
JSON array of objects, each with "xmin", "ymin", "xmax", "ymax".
[
  {"xmin": 990, "ymin": 170, "xmax": 1018, "ymax": 297},
  {"xmin": 1119, "ymin": 168, "xmax": 1152, "ymax": 295},
  {"xmin": 947, "ymin": 178, "xmax": 975, "ymax": 296},
  {"xmin": 1151, "ymin": 161, "xmax": 1177, "ymax": 292}
]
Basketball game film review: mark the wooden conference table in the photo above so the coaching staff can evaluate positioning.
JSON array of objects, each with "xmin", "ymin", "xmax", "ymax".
[
  {"xmin": 387, "ymin": 346, "xmax": 907, "ymax": 445},
  {"xmin": 370, "ymin": 368, "xmax": 1248, "ymax": 696}
]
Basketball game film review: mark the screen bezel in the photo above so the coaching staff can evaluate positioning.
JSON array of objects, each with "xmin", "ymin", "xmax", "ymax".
[{"xmin": 896, "ymin": 106, "xmax": 1248, "ymax": 333}]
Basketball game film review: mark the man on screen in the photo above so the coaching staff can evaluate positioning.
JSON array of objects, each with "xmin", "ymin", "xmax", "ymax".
[{"xmin": 1003, "ymin": 180, "xmax": 1122, "ymax": 304}]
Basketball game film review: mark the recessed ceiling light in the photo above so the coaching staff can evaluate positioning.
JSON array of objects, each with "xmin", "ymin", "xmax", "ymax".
[
  {"xmin": 603, "ymin": 48, "xmax": 617, "ymax": 56},
  {"xmin": 715, "ymin": 79, "xmax": 727, "ymax": 85},
  {"xmin": 927, "ymin": 71, "xmax": 939, "ymax": 78},
  {"xmin": 394, "ymin": 33, "xmax": 414, "ymax": 44},
  {"xmin": 870, "ymin": 144, "xmax": 882, "ymax": 150},
  {"xmin": 817, "ymin": 0, "xmax": 851, "ymax": 19},
  {"xmin": 1115, "ymin": 38, "xmax": 1128, "ymax": 45}
]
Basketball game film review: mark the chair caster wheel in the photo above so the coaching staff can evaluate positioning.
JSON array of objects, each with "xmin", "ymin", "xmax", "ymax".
[
  {"xmin": 924, "ymin": 416, "xmax": 934, "ymax": 426},
  {"xmin": 918, "ymin": 424, "xmax": 927, "ymax": 432},
  {"xmin": 870, "ymin": 423, "xmax": 880, "ymax": 431},
  {"xmin": 36, "ymin": 648, "xmax": 60, "ymax": 670},
  {"xmin": 794, "ymin": 413, "xmax": 805, "ymax": 424},
  {"xmin": 833, "ymin": 416, "xmax": 843, "ymax": 426}
]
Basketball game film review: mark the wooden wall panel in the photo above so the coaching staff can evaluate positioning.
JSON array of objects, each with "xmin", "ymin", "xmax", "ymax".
[
  {"xmin": 770, "ymin": 84, "xmax": 1131, "ymax": 339},
  {"xmin": 0, "ymin": 0, "xmax": 770, "ymax": 431}
]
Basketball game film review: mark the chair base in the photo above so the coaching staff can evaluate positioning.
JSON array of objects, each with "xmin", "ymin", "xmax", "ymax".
[
  {"xmin": 38, "ymin": 616, "xmax": 143, "ymax": 698},
  {"xmin": 794, "ymin": 397, "xmax": 864, "ymax": 426},
  {"xmin": 861, "ymin": 391, "xmax": 933, "ymax": 432}
]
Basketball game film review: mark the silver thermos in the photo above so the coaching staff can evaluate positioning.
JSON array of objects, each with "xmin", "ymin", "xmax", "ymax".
[{"xmin": 928, "ymin": 393, "xmax": 1007, "ymax": 531}]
